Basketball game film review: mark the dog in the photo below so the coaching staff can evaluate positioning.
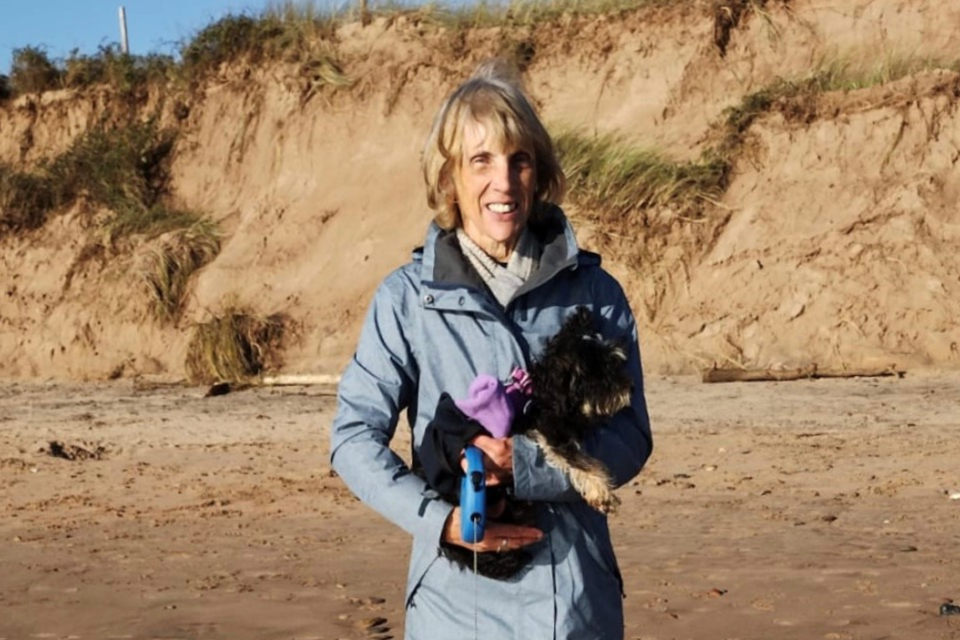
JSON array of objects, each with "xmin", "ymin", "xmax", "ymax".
[
  {"xmin": 421, "ymin": 305, "xmax": 634, "ymax": 579},
  {"xmin": 513, "ymin": 305, "xmax": 633, "ymax": 514}
]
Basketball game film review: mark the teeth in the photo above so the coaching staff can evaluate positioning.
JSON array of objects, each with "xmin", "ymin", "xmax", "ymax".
[{"xmin": 487, "ymin": 203, "xmax": 516, "ymax": 213}]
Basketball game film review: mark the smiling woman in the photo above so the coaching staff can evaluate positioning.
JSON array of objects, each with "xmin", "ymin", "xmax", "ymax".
[
  {"xmin": 454, "ymin": 119, "xmax": 536, "ymax": 262},
  {"xmin": 329, "ymin": 58, "xmax": 653, "ymax": 639}
]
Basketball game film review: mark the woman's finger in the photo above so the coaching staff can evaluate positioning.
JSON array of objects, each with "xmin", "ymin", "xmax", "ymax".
[
  {"xmin": 475, "ymin": 523, "xmax": 543, "ymax": 552},
  {"xmin": 470, "ymin": 435, "xmax": 513, "ymax": 472}
]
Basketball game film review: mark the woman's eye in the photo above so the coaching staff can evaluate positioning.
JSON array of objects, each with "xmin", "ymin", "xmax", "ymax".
[{"xmin": 513, "ymin": 152, "xmax": 533, "ymax": 168}]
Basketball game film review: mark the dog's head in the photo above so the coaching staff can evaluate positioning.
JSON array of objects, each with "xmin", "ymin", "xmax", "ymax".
[{"xmin": 530, "ymin": 306, "xmax": 633, "ymax": 422}]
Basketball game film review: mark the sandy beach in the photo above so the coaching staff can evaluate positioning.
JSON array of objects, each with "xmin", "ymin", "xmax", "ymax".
[{"xmin": 2, "ymin": 372, "xmax": 958, "ymax": 640}]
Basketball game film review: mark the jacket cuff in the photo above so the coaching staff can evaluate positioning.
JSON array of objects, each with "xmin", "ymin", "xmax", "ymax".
[{"xmin": 511, "ymin": 434, "xmax": 575, "ymax": 501}]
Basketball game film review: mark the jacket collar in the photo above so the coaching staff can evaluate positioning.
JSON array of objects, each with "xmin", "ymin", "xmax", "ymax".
[{"xmin": 414, "ymin": 204, "xmax": 592, "ymax": 292}]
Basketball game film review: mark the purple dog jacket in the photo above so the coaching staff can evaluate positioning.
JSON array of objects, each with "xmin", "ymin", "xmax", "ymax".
[{"xmin": 454, "ymin": 369, "xmax": 532, "ymax": 438}]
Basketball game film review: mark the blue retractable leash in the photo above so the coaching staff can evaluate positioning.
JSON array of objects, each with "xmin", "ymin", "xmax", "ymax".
[
  {"xmin": 461, "ymin": 445, "xmax": 486, "ymax": 639},
  {"xmin": 460, "ymin": 446, "xmax": 486, "ymax": 543}
]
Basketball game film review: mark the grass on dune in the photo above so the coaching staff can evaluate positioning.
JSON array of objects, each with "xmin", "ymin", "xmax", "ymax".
[
  {"xmin": 713, "ymin": 53, "xmax": 960, "ymax": 159},
  {"xmin": 141, "ymin": 221, "xmax": 221, "ymax": 325},
  {"xmin": 1, "ymin": 121, "xmax": 170, "ymax": 234},
  {"xmin": 0, "ymin": 165, "xmax": 56, "ymax": 232},
  {"xmin": 1, "ymin": 0, "xmax": 670, "ymax": 99},
  {"xmin": 555, "ymin": 129, "xmax": 728, "ymax": 222},
  {"xmin": 391, "ymin": 0, "xmax": 671, "ymax": 28},
  {"xmin": 185, "ymin": 309, "xmax": 285, "ymax": 384},
  {"xmin": 0, "ymin": 118, "xmax": 218, "ymax": 243},
  {"xmin": 4, "ymin": 0, "xmax": 957, "ymax": 102}
]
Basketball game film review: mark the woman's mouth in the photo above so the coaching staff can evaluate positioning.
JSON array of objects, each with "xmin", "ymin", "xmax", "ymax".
[{"xmin": 486, "ymin": 202, "xmax": 517, "ymax": 214}]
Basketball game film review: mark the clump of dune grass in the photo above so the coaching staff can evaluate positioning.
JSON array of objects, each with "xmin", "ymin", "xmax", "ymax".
[
  {"xmin": 0, "ymin": 75, "xmax": 12, "ymax": 100},
  {"xmin": 61, "ymin": 45, "xmax": 175, "ymax": 96},
  {"xmin": 105, "ymin": 204, "xmax": 204, "ymax": 242},
  {"xmin": 2, "ymin": 44, "xmax": 175, "ymax": 100},
  {"xmin": 395, "ymin": 0, "xmax": 670, "ymax": 29},
  {"xmin": 8, "ymin": 46, "xmax": 60, "ymax": 94},
  {"xmin": 176, "ymin": 0, "xmax": 676, "ymax": 89},
  {"xmin": 813, "ymin": 54, "xmax": 960, "ymax": 91},
  {"xmin": 185, "ymin": 309, "xmax": 285, "ymax": 384},
  {"xmin": 714, "ymin": 54, "xmax": 960, "ymax": 159},
  {"xmin": 0, "ymin": 119, "xmax": 193, "ymax": 240},
  {"xmin": 46, "ymin": 119, "xmax": 175, "ymax": 212},
  {"xmin": 0, "ymin": 164, "xmax": 56, "ymax": 232},
  {"xmin": 179, "ymin": 10, "xmax": 350, "ymax": 91},
  {"xmin": 555, "ymin": 130, "xmax": 728, "ymax": 221},
  {"xmin": 0, "ymin": 0, "xmax": 679, "ymax": 102},
  {"xmin": 142, "ymin": 221, "xmax": 221, "ymax": 324}
]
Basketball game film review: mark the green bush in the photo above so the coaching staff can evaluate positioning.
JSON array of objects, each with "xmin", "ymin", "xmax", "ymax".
[
  {"xmin": 181, "ymin": 14, "xmax": 277, "ymax": 73},
  {"xmin": 179, "ymin": 12, "xmax": 350, "ymax": 91},
  {"xmin": 46, "ymin": 120, "xmax": 175, "ymax": 213},
  {"xmin": 10, "ymin": 46, "xmax": 61, "ymax": 94},
  {"xmin": 0, "ymin": 120, "xmax": 187, "ymax": 239},
  {"xmin": 0, "ymin": 164, "xmax": 56, "ymax": 232}
]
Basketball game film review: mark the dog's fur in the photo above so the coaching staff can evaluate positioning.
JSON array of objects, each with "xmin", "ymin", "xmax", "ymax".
[
  {"xmin": 442, "ymin": 305, "xmax": 634, "ymax": 579},
  {"xmin": 515, "ymin": 305, "xmax": 633, "ymax": 514}
]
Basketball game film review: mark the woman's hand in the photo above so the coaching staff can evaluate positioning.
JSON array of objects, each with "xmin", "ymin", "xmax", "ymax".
[
  {"xmin": 442, "ymin": 505, "xmax": 543, "ymax": 552},
  {"xmin": 463, "ymin": 434, "xmax": 513, "ymax": 486}
]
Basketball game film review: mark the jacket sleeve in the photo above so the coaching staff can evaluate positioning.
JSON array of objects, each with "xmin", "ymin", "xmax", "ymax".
[
  {"xmin": 511, "ymin": 282, "xmax": 654, "ymax": 503},
  {"xmin": 329, "ymin": 272, "xmax": 453, "ymax": 539}
]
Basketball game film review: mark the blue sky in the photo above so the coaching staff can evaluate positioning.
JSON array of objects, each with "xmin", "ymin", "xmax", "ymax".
[{"xmin": 0, "ymin": 0, "xmax": 379, "ymax": 75}]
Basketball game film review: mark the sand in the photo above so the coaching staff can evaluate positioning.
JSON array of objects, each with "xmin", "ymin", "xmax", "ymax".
[{"xmin": 2, "ymin": 372, "xmax": 958, "ymax": 640}]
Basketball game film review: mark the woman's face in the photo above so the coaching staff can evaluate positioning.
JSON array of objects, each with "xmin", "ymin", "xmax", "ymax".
[{"xmin": 453, "ymin": 119, "xmax": 536, "ymax": 262}]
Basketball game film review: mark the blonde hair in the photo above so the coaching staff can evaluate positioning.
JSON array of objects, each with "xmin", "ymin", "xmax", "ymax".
[{"xmin": 422, "ymin": 60, "xmax": 566, "ymax": 230}]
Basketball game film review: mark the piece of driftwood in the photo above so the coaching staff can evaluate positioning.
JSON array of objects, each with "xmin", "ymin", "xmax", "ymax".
[
  {"xmin": 261, "ymin": 374, "xmax": 341, "ymax": 386},
  {"xmin": 701, "ymin": 365, "xmax": 903, "ymax": 384},
  {"xmin": 200, "ymin": 374, "xmax": 341, "ymax": 398}
]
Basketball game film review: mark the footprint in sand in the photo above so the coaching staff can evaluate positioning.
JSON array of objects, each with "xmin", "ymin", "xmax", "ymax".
[{"xmin": 336, "ymin": 593, "xmax": 394, "ymax": 640}]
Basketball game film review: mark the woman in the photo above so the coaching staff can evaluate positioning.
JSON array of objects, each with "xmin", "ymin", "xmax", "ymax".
[{"xmin": 330, "ymin": 61, "xmax": 653, "ymax": 639}]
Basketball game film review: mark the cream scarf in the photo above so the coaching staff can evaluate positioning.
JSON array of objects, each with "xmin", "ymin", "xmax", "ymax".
[{"xmin": 456, "ymin": 228, "xmax": 541, "ymax": 307}]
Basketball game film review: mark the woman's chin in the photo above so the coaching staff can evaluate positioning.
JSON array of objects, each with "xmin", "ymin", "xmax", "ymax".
[{"xmin": 485, "ymin": 221, "xmax": 524, "ymax": 243}]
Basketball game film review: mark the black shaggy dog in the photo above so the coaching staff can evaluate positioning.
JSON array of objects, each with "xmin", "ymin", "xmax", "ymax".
[
  {"xmin": 517, "ymin": 305, "xmax": 634, "ymax": 514},
  {"xmin": 421, "ymin": 306, "xmax": 634, "ymax": 579}
]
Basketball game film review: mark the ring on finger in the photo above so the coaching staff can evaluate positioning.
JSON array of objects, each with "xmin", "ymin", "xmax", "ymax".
[{"xmin": 498, "ymin": 538, "xmax": 507, "ymax": 553}]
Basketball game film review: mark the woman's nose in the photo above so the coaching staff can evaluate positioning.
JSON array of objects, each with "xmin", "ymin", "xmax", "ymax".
[{"xmin": 490, "ymin": 157, "xmax": 514, "ymax": 190}]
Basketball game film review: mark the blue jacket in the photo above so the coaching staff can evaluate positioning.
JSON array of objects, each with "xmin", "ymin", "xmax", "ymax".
[{"xmin": 330, "ymin": 206, "xmax": 653, "ymax": 639}]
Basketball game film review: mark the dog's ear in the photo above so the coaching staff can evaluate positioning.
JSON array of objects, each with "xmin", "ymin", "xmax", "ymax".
[{"xmin": 562, "ymin": 305, "xmax": 598, "ymax": 340}]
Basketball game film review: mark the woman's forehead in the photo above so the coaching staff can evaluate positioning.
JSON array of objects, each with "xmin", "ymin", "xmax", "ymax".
[{"xmin": 459, "ymin": 117, "xmax": 528, "ymax": 155}]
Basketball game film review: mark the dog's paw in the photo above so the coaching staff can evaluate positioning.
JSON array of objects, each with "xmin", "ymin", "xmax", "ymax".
[
  {"xmin": 579, "ymin": 476, "xmax": 620, "ymax": 514},
  {"xmin": 588, "ymin": 490, "xmax": 621, "ymax": 515}
]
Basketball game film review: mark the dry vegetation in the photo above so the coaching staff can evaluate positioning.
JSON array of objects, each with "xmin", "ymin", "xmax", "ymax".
[
  {"xmin": 0, "ymin": 119, "xmax": 192, "ymax": 235},
  {"xmin": 141, "ymin": 221, "xmax": 221, "ymax": 325},
  {"xmin": 185, "ymin": 309, "xmax": 286, "ymax": 384}
]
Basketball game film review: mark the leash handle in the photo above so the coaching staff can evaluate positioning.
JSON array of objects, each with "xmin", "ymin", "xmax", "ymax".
[{"xmin": 460, "ymin": 446, "xmax": 486, "ymax": 543}]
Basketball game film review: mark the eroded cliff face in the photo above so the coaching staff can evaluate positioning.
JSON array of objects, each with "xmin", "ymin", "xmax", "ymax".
[{"xmin": 2, "ymin": 0, "xmax": 959, "ymax": 380}]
